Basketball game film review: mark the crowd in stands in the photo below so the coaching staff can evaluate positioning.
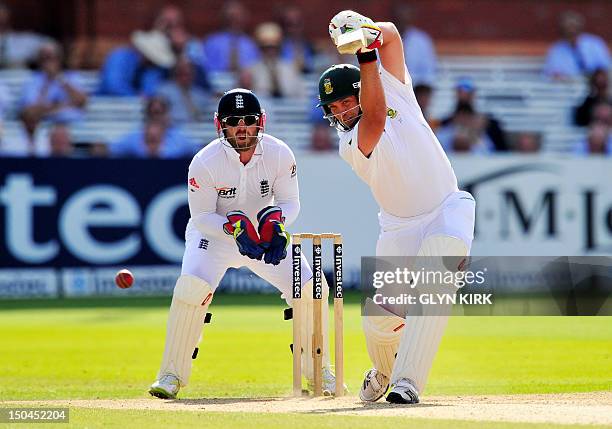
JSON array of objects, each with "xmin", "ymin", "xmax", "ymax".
[{"xmin": 0, "ymin": 1, "xmax": 610, "ymax": 158}]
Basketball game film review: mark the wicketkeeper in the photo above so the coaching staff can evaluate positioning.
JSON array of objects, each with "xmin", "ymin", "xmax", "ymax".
[{"xmin": 149, "ymin": 88, "xmax": 343, "ymax": 399}]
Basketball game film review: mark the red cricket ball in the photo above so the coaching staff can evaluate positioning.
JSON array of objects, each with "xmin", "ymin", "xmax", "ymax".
[{"xmin": 115, "ymin": 269, "xmax": 134, "ymax": 289}]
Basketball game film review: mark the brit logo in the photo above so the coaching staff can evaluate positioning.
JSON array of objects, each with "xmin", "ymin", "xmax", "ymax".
[
  {"xmin": 216, "ymin": 187, "xmax": 237, "ymax": 198},
  {"xmin": 198, "ymin": 239, "xmax": 209, "ymax": 250},
  {"xmin": 260, "ymin": 180, "xmax": 270, "ymax": 197},
  {"xmin": 290, "ymin": 164, "xmax": 297, "ymax": 178},
  {"xmin": 235, "ymin": 94, "xmax": 244, "ymax": 109}
]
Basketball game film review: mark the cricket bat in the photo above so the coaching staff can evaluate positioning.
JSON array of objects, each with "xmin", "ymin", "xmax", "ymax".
[{"xmin": 336, "ymin": 28, "xmax": 367, "ymax": 55}]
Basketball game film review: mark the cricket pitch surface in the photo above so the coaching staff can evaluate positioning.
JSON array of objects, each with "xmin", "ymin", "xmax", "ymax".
[{"xmin": 7, "ymin": 391, "xmax": 611, "ymax": 426}]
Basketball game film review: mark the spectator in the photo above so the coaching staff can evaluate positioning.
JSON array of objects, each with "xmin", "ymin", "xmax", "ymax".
[
  {"xmin": 48, "ymin": 123, "xmax": 74, "ymax": 157},
  {"xmin": 202, "ymin": 0, "xmax": 259, "ymax": 73},
  {"xmin": 0, "ymin": 79, "xmax": 10, "ymax": 154},
  {"xmin": 574, "ymin": 122, "xmax": 612, "ymax": 155},
  {"xmin": 513, "ymin": 132, "xmax": 541, "ymax": 153},
  {"xmin": 449, "ymin": 127, "xmax": 476, "ymax": 153},
  {"xmin": 0, "ymin": 1, "xmax": 49, "ymax": 68},
  {"xmin": 310, "ymin": 124, "xmax": 334, "ymax": 152},
  {"xmin": 311, "ymin": 42, "xmax": 357, "ymax": 74},
  {"xmin": 241, "ymin": 22, "xmax": 304, "ymax": 99},
  {"xmin": 0, "ymin": 78, "xmax": 9, "ymax": 117},
  {"xmin": 141, "ymin": 121, "xmax": 167, "ymax": 158},
  {"xmin": 99, "ymin": 30, "xmax": 175, "ymax": 96},
  {"xmin": 157, "ymin": 57, "xmax": 210, "ymax": 123},
  {"xmin": 109, "ymin": 96, "xmax": 194, "ymax": 158},
  {"xmin": 0, "ymin": 77, "xmax": 39, "ymax": 157},
  {"xmin": 153, "ymin": 4, "xmax": 211, "ymax": 91},
  {"xmin": 145, "ymin": 95, "xmax": 172, "ymax": 126},
  {"xmin": 0, "ymin": 124, "xmax": 44, "ymax": 157},
  {"xmin": 309, "ymin": 95, "xmax": 335, "ymax": 152},
  {"xmin": 591, "ymin": 101, "xmax": 612, "ymax": 126},
  {"xmin": 19, "ymin": 42, "xmax": 87, "ymax": 142},
  {"xmin": 0, "ymin": 122, "xmax": 72, "ymax": 158},
  {"xmin": 393, "ymin": 3, "xmax": 437, "ymax": 85},
  {"xmin": 436, "ymin": 104, "xmax": 493, "ymax": 154},
  {"xmin": 88, "ymin": 142, "xmax": 109, "ymax": 158},
  {"xmin": 440, "ymin": 77, "xmax": 508, "ymax": 151},
  {"xmin": 544, "ymin": 11, "xmax": 611, "ymax": 80},
  {"xmin": 278, "ymin": 4, "xmax": 315, "ymax": 74},
  {"xmin": 574, "ymin": 68, "xmax": 612, "ymax": 126},
  {"xmin": 413, "ymin": 83, "xmax": 439, "ymax": 129}
]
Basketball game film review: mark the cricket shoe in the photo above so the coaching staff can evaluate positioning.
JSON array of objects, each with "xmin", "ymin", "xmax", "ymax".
[
  {"xmin": 358, "ymin": 368, "xmax": 389, "ymax": 402},
  {"xmin": 386, "ymin": 378, "xmax": 420, "ymax": 404},
  {"xmin": 149, "ymin": 374, "xmax": 180, "ymax": 399},
  {"xmin": 307, "ymin": 367, "xmax": 348, "ymax": 396}
]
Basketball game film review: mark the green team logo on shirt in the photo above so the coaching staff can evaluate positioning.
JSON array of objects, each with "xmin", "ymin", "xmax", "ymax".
[{"xmin": 387, "ymin": 108, "xmax": 398, "ymax": 119}]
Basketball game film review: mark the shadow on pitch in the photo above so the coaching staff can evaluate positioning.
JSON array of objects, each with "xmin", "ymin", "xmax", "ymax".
[
  {"xmin": 167, "ymin": 396, "xmax": 445, "ymax": 414},
  {"xmin": 173, "ymin": 397, "xmax": 282, "ymax": 405},
  {"xmin": 303, "ymin": 401, "xmax": 445, "ymax": 415}
]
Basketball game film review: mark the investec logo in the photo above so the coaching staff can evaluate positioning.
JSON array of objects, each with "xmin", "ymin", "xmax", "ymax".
[
  {"xmin": 461, "ymin": 163, "xmax": 612, "ymax": 252},
  {"xmin": 313, "ymin": 245, "xmax": 322, "ymax": 299},
  {"xmin": 292, "ymin": 244, "xmax": 301, "ymax": 299},
  {"xmin": 334, "ymin": 244, "xmax": 343, "ymax": 298},
  {"xmin": 0, "ymin": 173, "xmax": 185, "ymax": 264}
]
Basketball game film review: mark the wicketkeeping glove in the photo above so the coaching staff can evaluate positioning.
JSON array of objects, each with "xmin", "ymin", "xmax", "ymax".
[
  {"xmin": 223, "ymin": 211, "xmax": 265, "ymax": 261},
  {"xmin": 257, "ymin": 206, "xmax": 290, "ymax": 265},
  {"xmin": 329, "ymin": 10, "xmax": 383, "ymax": 54}
]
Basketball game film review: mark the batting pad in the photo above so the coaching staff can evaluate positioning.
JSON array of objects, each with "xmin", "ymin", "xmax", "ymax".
[
  {"xmin": 362, "ymin": 298, "xmax": 405, "ymax": 377},
  {"xmin": 390, "ymin": 235, "xmax": 468, "ymax": 393},
  {"xmin": 157, "ymin": 275, "xmax": 213, "ymax": 387},
  {"xmin": 299, "ymin": 276, "xmax": 330, "ymax": 381}
]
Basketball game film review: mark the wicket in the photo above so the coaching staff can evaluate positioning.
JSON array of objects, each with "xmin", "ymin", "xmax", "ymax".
[{"xmin": 291, "ymin": 233, "xmax": 343, "ymax": 397}]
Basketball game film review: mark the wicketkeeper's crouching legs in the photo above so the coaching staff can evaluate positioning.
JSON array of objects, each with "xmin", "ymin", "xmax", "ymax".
[{"xmin": 156, "ymin": 275, "xmax": 213, "ymax": 387}]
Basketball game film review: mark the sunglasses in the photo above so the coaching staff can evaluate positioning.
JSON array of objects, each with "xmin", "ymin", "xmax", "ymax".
[{"xmin": 222, "ymin": 115, "xmax": 260, "ymax": 127}]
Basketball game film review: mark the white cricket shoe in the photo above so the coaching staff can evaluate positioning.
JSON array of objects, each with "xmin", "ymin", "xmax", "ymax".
[
  {"xmin": 307, "ymin": 367, "xmax": 348, "ymax": 396},
  {"xmin": 386, "ymin": 378, "xmax": 420, "ymax": 404},
  {"xmin": 359, "ymin": 368, "xmax": 389, "ymax": 402},
  {"xmin": 149, "ymin": 374, "xmax": 180, "ymax": 399}
]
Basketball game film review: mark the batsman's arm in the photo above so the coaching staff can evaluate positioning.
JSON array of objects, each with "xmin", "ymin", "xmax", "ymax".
[
  {"xmin": 357, "ymin": 47, "xmax": 387, "ymax": 158},
  {"xmin": 357, "ymin": 22, "xmax": 405, "ymax": 157},
  {"xmin": 187, "ymin": 159, "xmax": 228, "ymax": 239},
  {"xmin": 376, "ymin": 22, "xmax": 406, "ymax": 84}
]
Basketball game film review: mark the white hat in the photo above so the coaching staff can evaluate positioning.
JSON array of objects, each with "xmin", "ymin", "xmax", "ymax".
[
  {"xmin": 131, "ymin": 30, "xmax": 176, "ymax": 68},
  {"xmin": 255, "ymin": 22, "xmax": 282, "ymax": 46}
]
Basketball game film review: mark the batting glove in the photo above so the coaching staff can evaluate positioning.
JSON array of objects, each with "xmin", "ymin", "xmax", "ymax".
[
  {"xmin": 329, "ymin": 10, "xmax": 383, "ymax": 54},
  {"xmin": 223, "ymin": 211, "xmax": 265, "ymax": 261},
  {"xmin": 257, "ymin": 206, "xmax": 290, "ymax": 265}
]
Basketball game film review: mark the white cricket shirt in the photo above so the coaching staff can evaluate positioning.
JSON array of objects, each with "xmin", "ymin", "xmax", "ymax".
[
  {"xmin": 338, "ymin": 65, "xmax": 458, "ymax": 218},
  {"xmin": 186, "ymin": 133, "xmax": 300, "ymax": 239}
]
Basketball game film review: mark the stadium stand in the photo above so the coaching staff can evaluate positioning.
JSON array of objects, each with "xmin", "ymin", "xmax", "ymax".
[{"xmin": 0, "ymin": 55, "xmax": 590, "ymax": 154}]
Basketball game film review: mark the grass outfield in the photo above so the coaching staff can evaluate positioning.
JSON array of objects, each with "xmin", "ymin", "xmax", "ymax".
[
  {"xmin": 0, "ymin": 293, "xmax": 610, "ymax": 401},
  {"xmin": 1, "ymin": 408, "xmax": 609, "ymax": 429}
]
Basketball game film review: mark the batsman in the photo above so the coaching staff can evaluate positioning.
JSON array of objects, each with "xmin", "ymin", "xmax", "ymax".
[
  {"xmin": 319, "ymin": 11, "xmax": 476, "ymax": 403},
  {"xmin": 149, "ymin": 88, "xmax": 342, "ymax": 399}
]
